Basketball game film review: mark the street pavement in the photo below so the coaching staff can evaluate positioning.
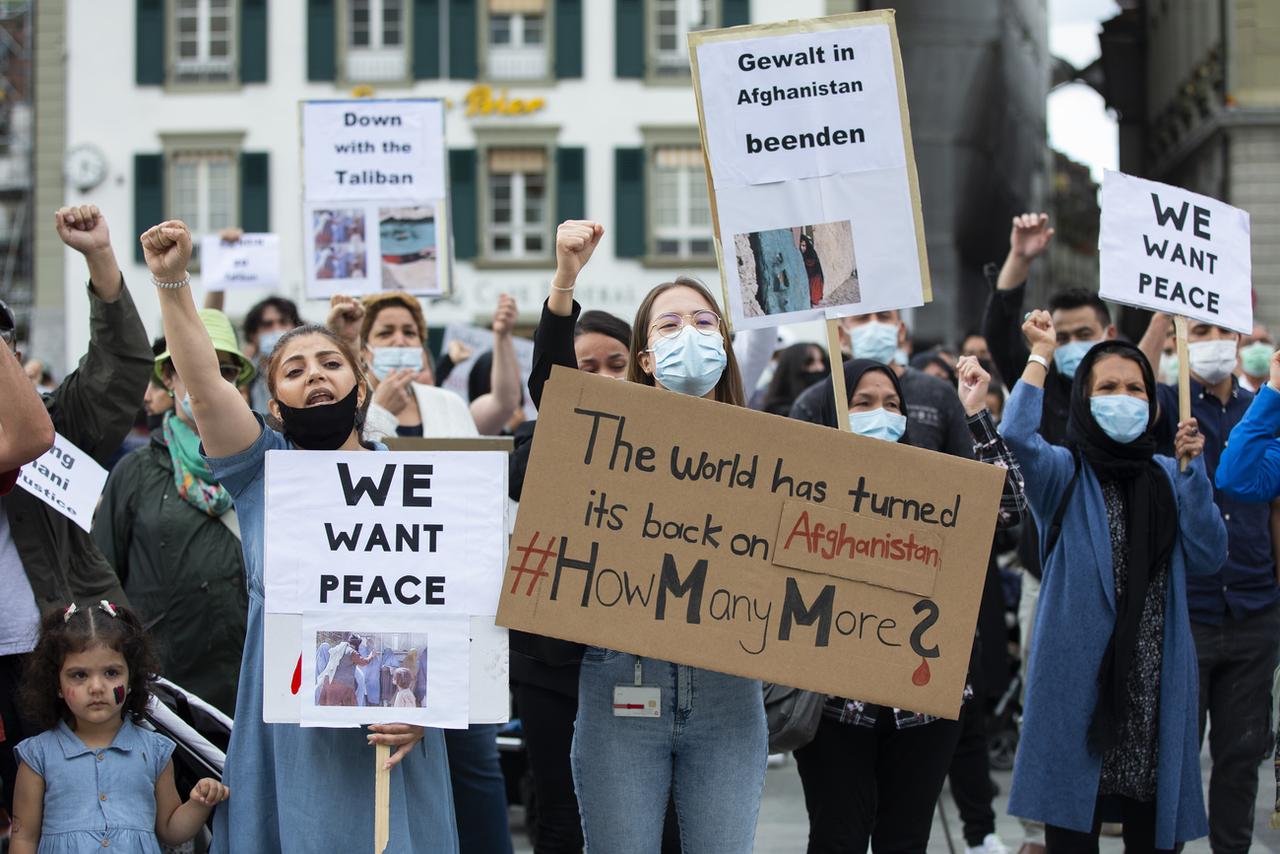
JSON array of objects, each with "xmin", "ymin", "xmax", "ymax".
[{"xmin": 513, "ymin": 747, "xmax": 1280, "ymax": 852}]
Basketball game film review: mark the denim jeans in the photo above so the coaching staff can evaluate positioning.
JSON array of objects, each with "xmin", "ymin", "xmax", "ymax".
[{"xmin": 571, "ymin": 649, "xmax": 767, "ymax": 853}]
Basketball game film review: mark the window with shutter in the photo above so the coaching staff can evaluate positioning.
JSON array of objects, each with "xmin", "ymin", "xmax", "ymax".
[{"xmin": 170, "ymin": 0, "xmax": 238, "ymax": 84}]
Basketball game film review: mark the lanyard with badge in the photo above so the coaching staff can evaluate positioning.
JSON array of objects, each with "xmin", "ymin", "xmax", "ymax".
[{"xmin": 613, "ymin": 658, "xmax": 660, "ymax": 718}]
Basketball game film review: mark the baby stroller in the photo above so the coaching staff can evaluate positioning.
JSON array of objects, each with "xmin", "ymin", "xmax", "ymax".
[{"xmin": 142, "ymin": 678, "xmax": 233, "ymax": 854}]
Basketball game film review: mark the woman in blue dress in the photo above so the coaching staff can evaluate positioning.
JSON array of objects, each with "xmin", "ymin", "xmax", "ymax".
[{"xmin": 140, "ymin": 219, "xmax": 458, "ymax": 854}]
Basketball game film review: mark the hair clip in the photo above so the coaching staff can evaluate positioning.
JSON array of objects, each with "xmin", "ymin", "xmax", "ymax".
[
  {"xmin": 98, "ymin": 601, "xmax": 119, "ymax": 619},
  {"xmin": 62, "ymin": 603, "xmax": 79, "ymax": 623}
]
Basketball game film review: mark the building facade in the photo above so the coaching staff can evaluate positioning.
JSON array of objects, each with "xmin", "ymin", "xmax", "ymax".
[
  {"xmin": 1098, "ymin": 0, "xmax": 1280, "ymax": 337},
  {"xmin": 39, "ymin": 0, "xmax": 1048, "ymax": 368}
]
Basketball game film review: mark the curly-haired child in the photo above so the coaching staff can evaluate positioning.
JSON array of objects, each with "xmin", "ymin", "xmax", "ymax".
[{"xmin": 9, "ymin": 601, "xmax": 230, "ymax": 853}]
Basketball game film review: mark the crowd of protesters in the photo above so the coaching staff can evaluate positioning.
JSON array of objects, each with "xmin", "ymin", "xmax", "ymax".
[{"xmin": 0, "ymin": 204, "xmax": 1275, "ymax": 854}]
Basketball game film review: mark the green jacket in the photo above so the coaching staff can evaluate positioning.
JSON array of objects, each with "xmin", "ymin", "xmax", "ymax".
[
  {"xmin": 4, "ymin": 282, "xmax": 151, "ymax": 616},
  {"xmin": 93, "ymin": 426, "xmax": 247, "ymax": 714}
]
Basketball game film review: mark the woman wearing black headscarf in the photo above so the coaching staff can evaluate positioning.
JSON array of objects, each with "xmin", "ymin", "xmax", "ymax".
[
  {"xmin": 800, "ymin": 234, "xmax": 825, "ymax": 306},
  {"xmin": 790, "ymin": 357, "xmax": 1027, "ymax": 854},
  {"xmin": 759, "ymin": 342, "xmax": 828, "ymax": 415},
  {"xmin": 1001, "ymin": 310, "xmax": 1226, "ymax": 853}
]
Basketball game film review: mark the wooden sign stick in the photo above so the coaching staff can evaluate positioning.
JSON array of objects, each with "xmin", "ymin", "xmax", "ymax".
[
  {"xmin": 827, "ymin": 319, "xmax": 851, "ymax": 432},
  {"xmin": 374, "ymin": 743, "xmax": 390, "ymax": 853},
  {"xmin": 1174, "ymin": 315, "xmax": 1191, "ymax": 471}
]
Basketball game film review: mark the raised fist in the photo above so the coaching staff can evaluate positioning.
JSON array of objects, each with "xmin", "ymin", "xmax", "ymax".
[{"xmin": 139, "ymin": 220, "xmax": 193, "ymax": 282}]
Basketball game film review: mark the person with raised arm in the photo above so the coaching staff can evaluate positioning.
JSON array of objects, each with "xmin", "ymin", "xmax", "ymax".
[
  {"xmin": 140, "ymin": 219, "xmax": 458, "ymax": 853},
  {"xmin": 1000, "ymin": 310, "xmax": 1226, "ymax": 852},
  {"xmin": 0, "ymin": 309, "xmax": 53, "ymax": 478}
]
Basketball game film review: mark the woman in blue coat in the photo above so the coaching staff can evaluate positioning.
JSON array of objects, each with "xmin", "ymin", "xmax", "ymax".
[{"xmin": 999, "ymin": 311, "xmax": 1226, "ymax": 852}]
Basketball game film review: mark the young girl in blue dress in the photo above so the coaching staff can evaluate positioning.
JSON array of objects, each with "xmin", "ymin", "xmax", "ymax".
[{"xmin": 10, "ymin": 601, "xmax": 230, "ymax": 853}]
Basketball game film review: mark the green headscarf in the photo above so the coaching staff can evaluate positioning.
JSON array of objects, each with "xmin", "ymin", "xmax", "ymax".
[{"xmin": 162, "ymin": 412, "xmax": 232, "ymax": 517}]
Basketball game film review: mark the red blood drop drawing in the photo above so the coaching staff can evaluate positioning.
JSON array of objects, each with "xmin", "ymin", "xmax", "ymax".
[
  {"xmin": 291, "ymin": 654, "xmax": 303, "ymax": 695},
  {"xmin": 911, "ymin": 657, "xmax": 931, "ymax": 686}
]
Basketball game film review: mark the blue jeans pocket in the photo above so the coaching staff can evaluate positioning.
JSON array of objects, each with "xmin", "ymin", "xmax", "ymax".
[{"xmin": 581, "ymin": 646, "xmax": 621, "ymax": 663}]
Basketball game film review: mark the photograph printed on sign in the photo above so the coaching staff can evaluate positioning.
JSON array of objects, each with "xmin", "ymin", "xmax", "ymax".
[
  {"xmin": 300, "ymin": 613, "xmax": 472, "ymax": 728},
  {"xmin": 379, "ymin": 204, "xmax": 440, "ymax": 295},
  {"xmin": 313, "ymin": 630, "xmax": 430, "ymax": 709},
  {"xmin": 734, "ymin": 220, "xmax": 859, "ymax": 317},
  {"xmin": 311, "ymin": 207, "xmax": 369, "ymax": 284}
]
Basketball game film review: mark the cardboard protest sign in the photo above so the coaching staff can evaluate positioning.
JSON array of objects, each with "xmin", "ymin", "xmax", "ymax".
[
  {"xmin": 689, "ymin": 11, "xmax": 930, "ymax": 331},
  {"xmin": 1100, "ymin": 169, "xmax": 1252, "ymax": 333},
  {"xmin": 301, "ymin": 99, "xmax": 450, "ymax": 300},
  {"xmin": 199, "ymin": 233, "xmax": 280, "ymax": 291},
  {"xmin": 263, "ymin": 449, "xmax": 507, "ymax": 727},
  {"xmin": 16, "ymin": 433, "xmax": 108, "ymax": 534},
  {"xmin": 497, "ymin": 369, "xmax": 1004, "ymax": 719}
]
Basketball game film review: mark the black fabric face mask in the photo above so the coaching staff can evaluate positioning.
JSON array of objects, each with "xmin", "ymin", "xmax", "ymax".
[{"xmin": 276, "ymin": 385, "xmax": 360, "ymax": 450}]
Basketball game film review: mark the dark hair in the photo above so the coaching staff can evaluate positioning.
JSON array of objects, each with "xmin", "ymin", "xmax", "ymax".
[
  {"xmin": 762, "ymin": 343, "xmax": 827, "ymax": 416},
  {"xmin": 1048, "ymin": 288, "xmax": 1111, "ymax": 330},
  {"xmin": 961, "ymin": 330, "xmax": 985, "ymax": 347},
  {"xmin": 626, "ymin": 277, "xmax": 745, "ymax": 406},
  {"xmin": 21, "ymin": 603, "xmax": 160, "ymax": 731},
  {"xmin": 244, "ymin": 297, "xmax": 302, "ymax": 341},
  {"xmin": 263, "ymin": 325, "xmax": 374, "ymax": 447},
  {"xmin": 575, "ymin": 310, "xmax": 632, "ymax": 349}
]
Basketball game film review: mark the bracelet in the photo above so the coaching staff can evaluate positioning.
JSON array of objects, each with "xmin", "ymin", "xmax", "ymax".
[
  {"xmin": 1027, "ymin": 353, "xmax": 1050, "ymax": 370},
  {"xmin": 550, "ymin": 283, "xmax": 575, "ymax": 292},
  {"xmin": 152, "ymin": 274, "xmax": 190, "ymax": 290}
]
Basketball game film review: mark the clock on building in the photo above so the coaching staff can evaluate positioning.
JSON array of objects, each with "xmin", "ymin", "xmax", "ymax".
[{"xmin": 63, "ymin": 144, "xmax": 108, "ymax": 192}]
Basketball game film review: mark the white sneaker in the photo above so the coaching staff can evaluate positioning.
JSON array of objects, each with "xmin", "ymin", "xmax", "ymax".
[{"xmin": 965, "ymin": 833, "xmax": 1010, "ymax": 854}]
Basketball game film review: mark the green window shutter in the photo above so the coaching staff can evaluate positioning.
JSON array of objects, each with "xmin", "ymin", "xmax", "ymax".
[
  {"xmin": 449, "ymin": 149, "xmax": 478, "ymax": 260},
  {"xmin": 556, "ymin": 148, "xmax": 586, "ymax": 222},
  {"xmin": 241, "ymin": 0, "xmax": 268, "ymax": 82},
  {"xmin": 614, "ymin": 148, "xmax": 645, "ymax": 258},
  {"xmin": 615, "ymin": 0, "xmax": 644, "ymax": 78},
  {"xmin": 136, "ymin": 0, "xmax": 165, "ymax": 85},
  {"xmin": 134, "ymin": 154, "xmax": 165, "ymax": 264},
  {"xmin": 722, "ymin": 0, "xmax": 749, "ymax": 27},
  {"xmin": 554, "ymin": 0, "xmax": 583, "ymax": 79},
  {"xmin": 240, "ymin": 152, "xmax": 270, "ymax": 233},
  {"xmin": 448, "ymin": 0, "xmax": 477, "ymax": 79},
  {"xmin": 412, "ymin": 0, "xmax": 442, "ymax": 79},
  {"xmin": 307, "ymin": 0, "xmax": 337, "ymax": 81}
]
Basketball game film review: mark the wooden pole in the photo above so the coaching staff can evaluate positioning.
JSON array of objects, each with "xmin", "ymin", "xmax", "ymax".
[
  {"xmin": 826, "ymin": 319, "xmax": 851, "ymax": 431},
  {"xmin": 374, "ymin": 743, "xmax": 390, "ymax": 853},
  {"xmin": 1174, "ymin": 315, "xmax": 1191, "ymax": 471}
]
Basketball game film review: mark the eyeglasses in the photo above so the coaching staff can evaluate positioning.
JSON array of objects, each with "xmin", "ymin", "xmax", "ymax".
[
  {"xmin": 650, "ymin": 310, "xmax": 721, "ymax": 340},
  {"xmin": 217, "ymin": 362, "xmax": 242, "ymax": 384}
]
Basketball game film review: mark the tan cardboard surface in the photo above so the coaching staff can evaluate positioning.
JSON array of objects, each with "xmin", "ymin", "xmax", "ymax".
[{"xmin": 497, "ymin": 369, "xmax": 1005, "ymax": 719}]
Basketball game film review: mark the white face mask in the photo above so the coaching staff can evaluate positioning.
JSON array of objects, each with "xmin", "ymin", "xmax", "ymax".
[{"xmin": 1186, "ymin": 339, "xmax": 1237, "ymax": 385}]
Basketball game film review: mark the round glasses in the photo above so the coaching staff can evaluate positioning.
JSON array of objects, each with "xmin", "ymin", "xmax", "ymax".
[
  {"xmin": 217, "ymin": 361, "xmax": 242, "ymax": 384},
  {"xmin": 650, "ymin": 310, "xmax": 721, "ymax": 340}
]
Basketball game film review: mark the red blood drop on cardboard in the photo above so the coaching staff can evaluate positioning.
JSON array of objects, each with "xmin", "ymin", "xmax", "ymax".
[
  {"xmin": 911, "ymin": 657, "xmax": 931, "ymax": 686},
  {"xmin": 290, "ymin": 654, "xmax": 303, "ymax": 695}
]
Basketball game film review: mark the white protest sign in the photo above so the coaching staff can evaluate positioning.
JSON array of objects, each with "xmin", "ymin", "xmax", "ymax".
[
  {"xmin": 16, "ymin": 433, "xmax": 108, "ymax": 533},
  {"xmin": 199, "ymin": 233, "xmax": 280, "ymax": 291},
  {"xmin": 690, "ymin": 11, "xmax": 930, "ymax": 332},
  {"xmin": 301, "ymin": 99, "xmax": 450, "ymax": 300},
  {"xmin": 1100, "ymin": 170, "xmax": 1252, "ymax": 333},
  {"xmin": 263, "ymin": 449, "xmax": 507, "ymax": 727}
]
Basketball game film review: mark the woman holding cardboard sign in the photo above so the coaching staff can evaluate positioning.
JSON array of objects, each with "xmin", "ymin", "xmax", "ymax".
[
  {"xmin": 788, "ymin": 356, "xmax": 1025, "ymax": 854},
  {"xmin": 1001, "ymin": 310, "xmax": 1225, "ymax": 853},
  {"xmin": 141, "ymin": 220, "xmax": 458, "ymax": 854},
  {"xmin": 530, "ymin": 219, "xmax": 766, "ymax": 853}
]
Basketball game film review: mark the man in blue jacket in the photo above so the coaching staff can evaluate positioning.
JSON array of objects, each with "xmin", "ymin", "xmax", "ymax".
[{"xmin": 1140, "ymin": 312, "xmax": 1280, "ymax": 854}]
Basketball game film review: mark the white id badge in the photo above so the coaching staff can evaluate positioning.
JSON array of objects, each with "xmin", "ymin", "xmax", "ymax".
[{"xmin": 613, "ymin": 685, "xmax": 661, "ymax": 718}]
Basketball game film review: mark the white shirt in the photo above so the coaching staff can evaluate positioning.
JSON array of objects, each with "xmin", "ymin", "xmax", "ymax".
[{"xmin": 0, "ymin": 496, "xmax": 40, "ymax": 655}]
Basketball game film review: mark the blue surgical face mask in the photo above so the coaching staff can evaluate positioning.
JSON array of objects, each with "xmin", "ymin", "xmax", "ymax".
[
  {"xmin": 257, "ymin": 329, "xmax": 284, "ymax": 361},
  {"xmin": 1054, "ymin": 340, "xmax": 1094, "ymax": 379},
  {"xmin": 180, "ymin": 392, "xmax": 194, "ymax": 421},
  {"xmin": 848, "ymin": 407, "xmax": 907, "ymax": 442},
  {"xmin": 1090, "ymin": 394, "xmax": 1149, "ymax": 444},
  {"xmin": 850, "ymin": 322, "xmax": 899, "ymax": 365},
  {"xmin": 650, "ymin": 325, "xmax": 726, "ymax": 398},
  {"xmin": 370, "ymin": 347, "xmax": 424, "ymax": 381}
]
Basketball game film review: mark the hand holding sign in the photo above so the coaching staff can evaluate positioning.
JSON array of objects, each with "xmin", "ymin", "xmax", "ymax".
[
  {"xmin": 140, "ymin": 220, "xmax": 194, "ymax": 282},
  {"xmin": 1174, "ymin": 418, "xmax": 1204, "ymax": 462},
  {"xmin": 366, "ymin": 723, "xmax": 424, "ymax": 770},
  {"xmin": 956, "ymin": 356, "xmax": 991, "ymax": 417}
]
